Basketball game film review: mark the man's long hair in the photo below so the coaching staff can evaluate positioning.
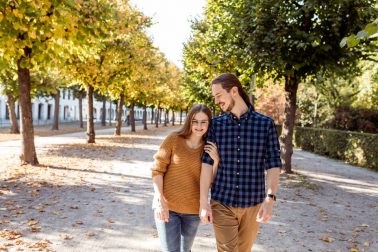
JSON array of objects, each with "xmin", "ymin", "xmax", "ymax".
[{"xmin": 211, "ymin": 73, "xmax": 255, "ymax": 111}]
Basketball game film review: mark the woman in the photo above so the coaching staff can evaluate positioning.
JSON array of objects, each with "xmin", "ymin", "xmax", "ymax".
[{"xmin": 151, "ymin": 104, "xmax": 218, "ymax": 252}]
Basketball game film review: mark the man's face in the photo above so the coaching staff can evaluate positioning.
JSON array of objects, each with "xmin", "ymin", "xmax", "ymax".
[{"xmin": 212, "ymin": 84, "xmax": 235, "ymax": 112}]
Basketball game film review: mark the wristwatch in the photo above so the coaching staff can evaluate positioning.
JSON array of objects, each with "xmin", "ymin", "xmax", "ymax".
[{"xmin": 267, "ymin": 194, "xmax": 277, "ymax": 201}]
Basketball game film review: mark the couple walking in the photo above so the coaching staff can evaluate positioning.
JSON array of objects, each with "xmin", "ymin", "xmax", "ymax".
[{"xmin": 151, "ymin": 73, "xmax": 282, "ymax": 252}]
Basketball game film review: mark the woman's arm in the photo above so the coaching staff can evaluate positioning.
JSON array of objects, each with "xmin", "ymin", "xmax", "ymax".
[
  {"xmin": 152, "ymin": 175, "xmax": 169, "ymax": 222},
  {"xmin": 151, "ymin": 134, "xmax": 175, "ymax": 222}
]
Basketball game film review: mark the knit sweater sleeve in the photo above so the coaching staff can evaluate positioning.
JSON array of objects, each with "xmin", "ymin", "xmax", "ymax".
[{"xmin": 151, "ymin": 133, "xmax": 176, "ymax": 178}]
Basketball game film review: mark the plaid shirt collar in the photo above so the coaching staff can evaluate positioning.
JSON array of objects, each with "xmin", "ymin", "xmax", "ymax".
[{"xmin": 226, "ymin": 106, "xmax": 253, "ymax": 122}]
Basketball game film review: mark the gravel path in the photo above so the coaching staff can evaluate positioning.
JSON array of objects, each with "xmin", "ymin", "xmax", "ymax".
[{"xmin": 0, "ymin": 126, "xmax": 377, "ymax": 251}]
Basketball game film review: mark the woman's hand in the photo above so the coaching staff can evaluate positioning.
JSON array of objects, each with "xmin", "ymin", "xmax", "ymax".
[
  {"xmin": 153, "ymin": 195, "xmax": 169, "ymax": 222},
  {"xmin": 204, "ymin": 141, "xmax": 219, "ymax": 165}
]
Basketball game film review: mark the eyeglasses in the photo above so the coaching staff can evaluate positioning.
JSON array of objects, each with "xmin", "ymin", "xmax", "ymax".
[{"xmin": 192, "ymin": 120, "xmax": 209, "ymax": 126}]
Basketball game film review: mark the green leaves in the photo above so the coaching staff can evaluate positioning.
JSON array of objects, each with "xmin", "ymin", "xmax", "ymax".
[{"xmin": 340, "ymin": 20, "xmax": 378, "ymax": 48}]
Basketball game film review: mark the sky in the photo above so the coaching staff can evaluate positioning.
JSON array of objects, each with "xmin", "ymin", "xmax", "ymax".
[{"xmin": 129, "ymin": 0, "xmax": 207, "ymax": 68}]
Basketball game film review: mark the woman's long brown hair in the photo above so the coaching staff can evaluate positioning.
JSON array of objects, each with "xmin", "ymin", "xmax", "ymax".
[{"xmin": 176, "ymin": 104, "xmax": 212, "ymax": 139}]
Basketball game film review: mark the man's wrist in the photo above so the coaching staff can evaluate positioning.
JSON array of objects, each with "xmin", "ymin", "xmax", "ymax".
[{"xmin": 266, "ymin": 194, "xmax": 276, "ymax": 201}]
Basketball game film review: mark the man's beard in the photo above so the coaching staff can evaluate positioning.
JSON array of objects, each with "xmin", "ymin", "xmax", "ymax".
[{"xmin": 224, "ymin": 98, "xmax": 235, "ymax": 112}]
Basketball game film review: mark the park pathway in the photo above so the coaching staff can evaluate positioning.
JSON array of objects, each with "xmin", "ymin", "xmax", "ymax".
[{"xmin": 0, "ymin": 126, "xmax": 377, "ymax": 252}]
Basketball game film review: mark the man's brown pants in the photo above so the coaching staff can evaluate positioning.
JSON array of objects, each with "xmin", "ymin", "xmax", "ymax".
[{"xmin": 211, "ymin": 200, "xmax": 261, "ymax": 252}]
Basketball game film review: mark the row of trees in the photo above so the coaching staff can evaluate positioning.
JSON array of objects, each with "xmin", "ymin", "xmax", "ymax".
[
  {"xmin": 0, "ymin": 0, "xmax": 188, "ymax": 165},
  {"xmin": 182, "ymin": 0, "xmax": 378, "ymax": 173}
]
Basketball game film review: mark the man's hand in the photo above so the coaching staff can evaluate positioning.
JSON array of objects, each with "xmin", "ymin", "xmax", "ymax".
[
  {"xmin": 256, "ymin": 197, "xmax": 274, "ymax": 223},
  {"xmin": 199, "ymin": 202, "xmax": 213, "ymax": 224},
  {"xmin": 153, "ymin": 195, "xmax": 169, "ymax": 222}
]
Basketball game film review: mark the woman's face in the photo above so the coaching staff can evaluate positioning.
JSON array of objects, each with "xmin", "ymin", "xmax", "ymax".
[{"xmin": 190, "ymin": 112, "xmax": 210, "ymax": 138}]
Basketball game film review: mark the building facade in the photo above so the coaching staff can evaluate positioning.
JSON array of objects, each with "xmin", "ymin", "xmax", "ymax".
[{"xmin": 0, "ymin": 89, "xmax": 153, "ymax": 128}]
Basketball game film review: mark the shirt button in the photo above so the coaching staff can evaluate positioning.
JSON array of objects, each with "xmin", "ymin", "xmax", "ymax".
[
  {"xmin": 236, "ymin": 172, "xmax": 239, "ymax": 175},
  {"xmin": 237, "ymin": 160, "xmax": 240, "ymax": 163},
  {"xmin": 237, "ymin": 136, "xmax": 240, "ymax": 139},
  {"xmin": 238, "ymin": 124, "xmax": 240, "ymax": 126},
  {"xmin": 237, "ymin": 148, "xmax": 240, "ymax": 151},
  {"xmin": 236, "ymin": 185, "xmax": 239, "ymax": 188}
]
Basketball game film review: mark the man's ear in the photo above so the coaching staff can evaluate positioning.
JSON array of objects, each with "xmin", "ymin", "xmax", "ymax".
[{"xmin": 231, "ymin": 86, "xmax": 238, "ymax": 97}]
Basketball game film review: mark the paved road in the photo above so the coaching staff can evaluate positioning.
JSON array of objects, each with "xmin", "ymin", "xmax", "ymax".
[{"xmin": 0, "ymin": 126, "xmax": 377, "ymax": 251}]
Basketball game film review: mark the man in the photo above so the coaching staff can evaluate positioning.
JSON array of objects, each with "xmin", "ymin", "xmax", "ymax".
[{"xmin": 200, "ymin": 73, "xmax": 281, "ymax": 252}]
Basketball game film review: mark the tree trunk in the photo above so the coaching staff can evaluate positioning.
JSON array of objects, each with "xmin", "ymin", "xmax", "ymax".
[
  {"xmin": 280, "ymin": 75, "xmax": 299, "ymax": 174},
  {"xmin": 155, "ymin": 103, "xmax": 160, "ymax": 128},
  {"xmin": 86, "ymin": 86, "xmax": 95, "ymax": 143},
  {"xmin": 52, "ymin": 90, "xmax": 60, "ymax": 130},
  {"xmin": 179, "ymin": 108, "xmax": 183, "ymax": 125},
  {"xmin": 115, "ymin": 94, "xmax": 124, "ymax": 136},
  {"xmin": 130, "ymin": 102, "xmax": 136, "ymax": 132},
  {"xmin": 6, "ymin": 93, "xmax": 20, "ymax": 134},
  {"xmin": 78, "ymin": 92, "xmax": 83, "ymax": 128},
  {"xmin": 143, "ymin": 103, "xmax": 148, "ymax": 130},
  {"xmin": 159, "ymin": 108, "xmax": 163, "ymax": 124},
  {"xmin": 18, "ymin": 57, "xmax": 38, "ymax": 165},
  {"xmin": 115, "ymin": 103, "xmax": 118, "ymax": 121},
  {"xmin": 108, "ymin": 101, "xmax": 112, "ymax": 126},
  {"xmin": 171, "ymin": 109, "xmax": 175, "ymax": 126},
  {"xmin": 150, "ymin": 106, "xmax": 154, "ymax": 125},
  {"xmin": 101, "ymin": 99, "xmax": 106, "ymax": 127},
  {"xmin": 164, "ymin": 109, "xmax": 169, "ymax": 127}
]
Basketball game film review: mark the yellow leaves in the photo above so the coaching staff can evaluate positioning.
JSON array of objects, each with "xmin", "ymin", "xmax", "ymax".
[
  {"xmin": 27, "ymin": 239, "xmax": 51, "ymax": 250},
  {"xmin": 28, "ymin": 30, "xmax": 37, "ymax": 39},
  {"xmin": 363, "ymin": 241, "xmax": 370, "ymax": 247},
  {"xmin": 0, "ymin": 230, "xmax": 22, "ymax": 240},
  {"xmin": 52, "ymin": 210, "xmax": 60, "ymax": 216},
  {"xmin": 28, "ymin": 219, "xmax": 41, "ymax": 233},
  {"xmin": 3, "ymin": 200, "xmax": 14, "ymax": 206},
  {"xmin": 12, "ymin": 9, "xmax": 23, "ymax": 19},
  {"xmin": 59, "ymin": 233, "xmax": 73, "ymax": 240},
  {"xmin": 30, "ymin": 189, "xmax": 40, "ymax": 197},
  {"xmin": 319, "ymin": 235, "xmax": 335, "ymax": 243}
]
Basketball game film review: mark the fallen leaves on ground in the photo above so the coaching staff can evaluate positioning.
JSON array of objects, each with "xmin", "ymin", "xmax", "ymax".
[
  {"xmin": 319, "ymin": 235, "xmax": 335, "ymax": 243},
  {"xmin": 85, "ymin": 232, "xmax": 96, "ymax": 237},
  {"xmin": 0, "ymin": 230, "xmax": 22, "ymax": 240}
]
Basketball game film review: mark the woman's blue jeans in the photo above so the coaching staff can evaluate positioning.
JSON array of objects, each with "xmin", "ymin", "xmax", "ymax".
[{"xmin": 155, "ymin": 210, "xmax": 200, "ymax": 252}]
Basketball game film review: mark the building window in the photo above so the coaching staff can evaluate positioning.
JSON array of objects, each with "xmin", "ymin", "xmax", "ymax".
[
  {"xmin": 68, "ymin": 90, "xmax": 71, "ymax": 100},
  {"xmin": 62, "ymin": 89, "xmax": 66, "ymax": 99}
]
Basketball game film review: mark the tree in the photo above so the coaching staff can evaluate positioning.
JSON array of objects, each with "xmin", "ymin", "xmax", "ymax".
[
  {"xmin": 191, "ymin": 0, "xmax": 377, "ymax": 173},
  {"xmin": 0, "ymin": 0, "xmax": 115, "ymax": 164},
  {"xmin": 0, "ymin": 67, "xmax": 20, "ymax": 133}
]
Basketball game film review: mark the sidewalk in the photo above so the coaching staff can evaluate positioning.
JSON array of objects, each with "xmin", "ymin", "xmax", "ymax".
[{"xmin": 0, "ymin": 126, "xmax": 377, "ymax": 251}]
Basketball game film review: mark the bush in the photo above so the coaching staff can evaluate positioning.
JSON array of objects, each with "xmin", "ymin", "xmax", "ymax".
[
  {"xmin": 330, "ymin": 106, "xmax": 378, "ymax": 133},
  {"xmin": 293, "ymin": 127, "xmax": 378, "ymax": 171}
]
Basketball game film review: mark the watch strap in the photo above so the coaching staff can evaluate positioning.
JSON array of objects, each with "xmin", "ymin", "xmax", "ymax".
[{"xmin": 267, "ymin": 194, "xmax": 276, "ymax": 201}]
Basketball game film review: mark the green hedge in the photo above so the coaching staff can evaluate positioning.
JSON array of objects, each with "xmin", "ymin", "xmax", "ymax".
[
  {"xmin": 293, "ymin": 127, "xmax": 378, "ymax": 171},
  {"xmin": 275, "ymin": 125, "xmax": 378, "ymax": 170}
]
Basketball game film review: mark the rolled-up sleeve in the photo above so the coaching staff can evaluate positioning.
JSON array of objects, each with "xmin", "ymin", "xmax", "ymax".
[
  {"xmin": 265, "ymin": 120, "xmax": 282, "ymax": 170},
  {"xmin": 201, "ymin": 122, "xmax": 215, "ymax": 166},
  {"xmin": 151, "ymin": 134, "xmax": 175, "ymax": 177}
]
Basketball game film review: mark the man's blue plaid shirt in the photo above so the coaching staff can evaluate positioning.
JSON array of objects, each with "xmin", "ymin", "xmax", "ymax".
[{"xmin": 202, "ymin": 107, "xmax": 282, "ymax": 208}]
